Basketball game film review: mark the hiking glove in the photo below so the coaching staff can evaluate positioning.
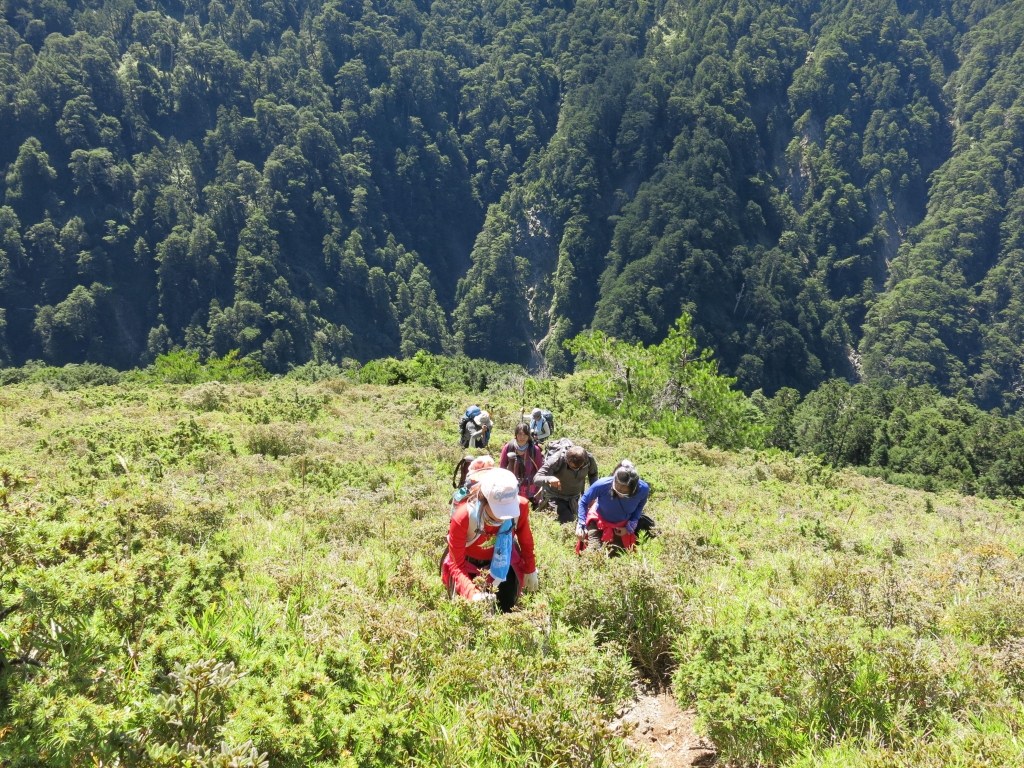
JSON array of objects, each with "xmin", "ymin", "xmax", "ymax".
[
  {"xmin": 575, "ymin": 523, "xmax": 586, "ymax": 540},
  {"xmin": 523, "ymin": 571, "xmax": 539, "ymax": 593},
  {"xmin": 471, "ymin": 592, "xmax": 496, "ymax": 604}
]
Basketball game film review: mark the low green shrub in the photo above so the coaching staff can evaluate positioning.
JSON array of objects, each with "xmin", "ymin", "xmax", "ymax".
[
  {"xmin": 556, "ymin": 554, "xmax": 683, "ymax": 680},
  {"xmin": 182, "ymin": 382, "xmax": 230, "ymax": 412},
  {"xmin": 998, "ymin": 638, "xmax": 1024, "ymax": 696},
  {"xmin": 0, "ymin": 361, "xmax": 121, "ymax": 389},
  {"xmin": 147, "ymin": 350, "xmax": 265, "ymax": 384},
  {"xmin": 674, "ymin": 612, "xmax": 1002, "ymax": 765},
  {"xmin": 284, "ymin": 360, "xmax": 351, "ymax": 382},
  {"xmin": 358, "ymin": 350, "xmax": 526, "ymax": 393},
  {"xmin": 245, "ymin": 424, "xmax": 304, "ymax": 458},
  {"xmin": 3, "ymin": 373, "xmax": 1024, "ymax": 768}
]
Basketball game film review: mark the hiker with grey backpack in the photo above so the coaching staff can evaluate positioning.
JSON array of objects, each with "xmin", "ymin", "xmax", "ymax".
[
  {"xmin": 526, "ymin": 407, "xmax": 554, "ymax": 444},
  {"xmin": 534, "ymin": 439, "xmax": 599, "ymax": 524}
]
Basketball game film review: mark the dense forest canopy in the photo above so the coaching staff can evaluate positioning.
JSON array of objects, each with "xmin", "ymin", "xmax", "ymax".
[{"xmin": 4, "ymin": 0, "xmax": 1024, "ymax": 407}]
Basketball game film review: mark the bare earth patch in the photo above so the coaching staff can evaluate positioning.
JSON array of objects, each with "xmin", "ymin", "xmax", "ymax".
[{"xmin": 610, "ymin": 689, "xmax": 717, "ymax": 767}]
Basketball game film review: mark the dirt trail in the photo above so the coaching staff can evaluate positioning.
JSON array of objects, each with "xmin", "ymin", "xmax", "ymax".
[{"xmin": 609, "ymin": 689, "xmax": 717, "ymax": 767}]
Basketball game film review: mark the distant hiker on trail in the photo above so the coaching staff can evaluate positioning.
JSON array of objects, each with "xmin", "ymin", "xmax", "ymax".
[
  {"xmin": 528, "ymin": 407, "xmax": 553, "ymax": 443},
  {"xmin": 577, "ymin": 460, "xmax": 650, "ymax": 555},
  {"xmin": 460, "ymin": 408, "xmax": 492, "ymax": 449},
  {"xmin": 441, "ymin": 467, "xmax": 539, "ymax": 611},
  {"xmin": 500, "ymin": 423, "xmax": 544, "ymax": 507},
  {"xmin": 535, "ymin": 442, "xmax": 599, "ymax": 524}
]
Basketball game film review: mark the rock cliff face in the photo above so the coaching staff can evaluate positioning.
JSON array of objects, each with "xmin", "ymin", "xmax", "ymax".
[{"xmin": 4, "ymin": 0, "xmax": 1024, "ymax": 405}]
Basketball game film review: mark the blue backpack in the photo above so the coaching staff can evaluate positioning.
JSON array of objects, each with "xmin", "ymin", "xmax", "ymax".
[{"xmin": 459, "ymin": 406, "xmax": 484, "ymax": 448}]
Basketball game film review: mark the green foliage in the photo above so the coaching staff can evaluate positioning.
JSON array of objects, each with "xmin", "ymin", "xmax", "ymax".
[
  {"xmin": 558, "ymin": 555, "xmax": 682, "ymax": 680},
  {"xmin": 760, "ymin": 377, "xmax": 1024, "ymax": 498},
  {"xmin": 0, "ymin": 0, "xmax": 561, "ymax": 371},
  {"xmin": 751, "ymin": 386, "xmax": 801, "ymax": 450},
  {"xmin": 0, "ymin": 360, "xmax": 121, "ymax": 389},
  {"xmin": 566, "ymin": 314, "xmax": 766, "ymax": 449},
  {"xmin": 2, "ymin": 371, "xmax": 1024, "ymax": 767},
  {"xmin": 283, "ymin": 360, "xmax": 348, "ymax": 383},
  {"xmin": 676, "ymin": 614, "xmax": 1000, "ymax": 765},
  {"xmin": 359, "ymin": 350, "xmax": 526, "ymax": 393},
  {"xmin": 0, "ymin": 0, "xmax": 1023, "ymax": 408},
  {"xmin": 857, "ymin": 1, "xmax": 1024, "ymax": 406},
  {"xmin": 245, "ymin": 424, "xmax": 304, "ymax": 458},
  {"xmin": 148, "ymin": 350, "xmax": 265, "ymax": 384}
]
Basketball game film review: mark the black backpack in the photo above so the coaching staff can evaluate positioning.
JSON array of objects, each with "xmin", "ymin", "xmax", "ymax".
[
  {"xmin": 458, "ymin": 417, "xmax": 472, "ymax": 448},
  {"xmin": 452, "ymin": 456, "xmax": 474, "ymax": 489},
  {"xmin": 635, "ymin": 513, "xmax": 658, "ymax": 538}
]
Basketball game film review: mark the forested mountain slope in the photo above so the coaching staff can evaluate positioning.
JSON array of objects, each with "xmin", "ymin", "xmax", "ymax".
[{"xmin": 3, "ymin": 0, "xmax": 1024, "ymax": 406}]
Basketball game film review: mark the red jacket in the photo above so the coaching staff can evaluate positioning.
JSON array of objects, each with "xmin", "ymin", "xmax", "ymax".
[{"xmin": 445, "ymin": 496, "xmax": 536, "ymax": 598}]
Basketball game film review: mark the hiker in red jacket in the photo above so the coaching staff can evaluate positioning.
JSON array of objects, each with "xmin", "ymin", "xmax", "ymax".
[
  {"xmin": 441, "ymin": 467, "xmax": 540, "ymax": 611},
  {"xmin": 499, "ymin": 423, "xmax": 544, "ymax": 506}
]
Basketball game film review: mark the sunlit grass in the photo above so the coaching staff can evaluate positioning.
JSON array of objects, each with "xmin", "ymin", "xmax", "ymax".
[{"xmin": 1, "ymin": 376, "xmax": 1023, "ymax": 766}]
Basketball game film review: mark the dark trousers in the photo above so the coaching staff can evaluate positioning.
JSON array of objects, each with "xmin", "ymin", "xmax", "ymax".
[
  {"xmin": 439, "ymin": 549, "xmax": 521, "ymax": 612},
  {"xmin": 586, "ymin": 520, "xmax": 629, "ymax": 556},
  {"xmin": 547, "ymin": 495, "xmax": 579, "ymax": 524},
  {"xmin": 495, "ymin": 570, "xmax": 520, "ymax": 612}
]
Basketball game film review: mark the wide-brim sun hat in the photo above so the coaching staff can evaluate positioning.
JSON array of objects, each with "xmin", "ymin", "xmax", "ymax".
[
  {"xmin": 475, "ymin": 411, "xmax": 493, "ymax": 428},
  {"xmin": 478, "ymin": 468, "xmax": 520, "ymax": 519}
]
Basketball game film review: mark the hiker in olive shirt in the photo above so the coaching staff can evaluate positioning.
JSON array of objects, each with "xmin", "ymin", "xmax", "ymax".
[{"xmin": 535, "ymin": 444, "xmax": 599, "ymax": 524}]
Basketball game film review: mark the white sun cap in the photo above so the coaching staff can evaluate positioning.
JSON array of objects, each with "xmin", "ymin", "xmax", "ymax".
[{"xmin": 478, "ymin": 468, "xmax": 521, "ymax": 520}]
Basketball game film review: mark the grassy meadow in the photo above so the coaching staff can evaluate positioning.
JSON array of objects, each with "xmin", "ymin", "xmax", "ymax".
[{"xmin": 1, "ymin": 374, "xmax": 1023, "ymax": 767}]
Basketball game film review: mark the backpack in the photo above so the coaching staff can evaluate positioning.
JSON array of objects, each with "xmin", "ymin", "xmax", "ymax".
[
  {"xmin": 452, "ymin": 456, "xmax": 473, "ymax": 489},
  {"xmin": 635, "ymin": 513, "xmax": 658, "ymax": 537},
  {"xmin": 541, "ymin": 409, "xmax": 554, "ymax": 435},
  {"xmin": 545, "ymin": 436, "xmax": 575, "ymax": 459},
  {"xmin": 504, "ymin": 440, "xmax": 541, "ymax": 481},
  {"xmin": 458, "ymin": 406, "xmax": 481, "ymax": 448}
]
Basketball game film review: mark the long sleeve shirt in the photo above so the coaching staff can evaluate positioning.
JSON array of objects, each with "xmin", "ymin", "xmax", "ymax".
[
  {"xmin": 464, "ymin": 423, "xmax": 490, "ymax": 448},
  {"xmin": 499, "ymin": 441, "xmax": 543, "ymax": 497},
  {"xmin": 577, "ymin": 476, "xmax": 650, "ymax": 532},
  {"xmin": 446, "ymin": 497, "xmax": 536, "ymax": 598},
  {"xmin": 529, "ymin": 417, "xmax": 551, "ymax": 441},
  {"xmin": 535, "ymin": 451, "xmax": 599, "ymax": 499}
]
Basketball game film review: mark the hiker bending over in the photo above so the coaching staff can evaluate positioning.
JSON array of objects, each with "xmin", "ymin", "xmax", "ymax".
[
  {"xmin": 463, "ymin": 410, "xmax": 492, "ymax": 449},
  {"xmin": 442, "ymin": 467, "xmax": 539, "ymax": 611},
  {"xmin": 577, "ymin": 460, "xmax": 649, "ymax": 554},
  {"xmin": 535, "ymin": 444, "xmax": 599, "ymax": 524},
  {"xmin": 500, "ymin": 423, "xmax": 544, "ymax": 506},
  {"xmin": 529, "ymin": 407, "xmax": 552, "ymax": 443}
]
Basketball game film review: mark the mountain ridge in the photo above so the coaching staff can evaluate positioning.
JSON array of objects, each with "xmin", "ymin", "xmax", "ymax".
[{"xmin": 3, "ymin": 0, "xmax": 1024, "ymax": 407}]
